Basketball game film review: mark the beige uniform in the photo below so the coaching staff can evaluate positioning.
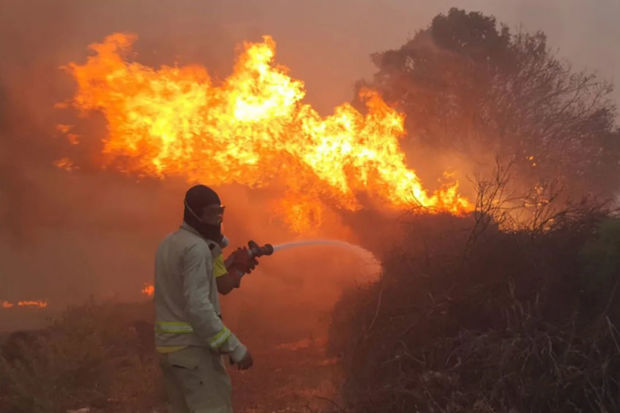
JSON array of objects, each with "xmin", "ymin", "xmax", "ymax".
[{"xmin": 154, "ymin": 223, "xmax": 246, "ymax": 413}]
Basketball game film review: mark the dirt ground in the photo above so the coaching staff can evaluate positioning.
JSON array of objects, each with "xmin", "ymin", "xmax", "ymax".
[{"xmin": 230, "ymin": 340, "xmax": 343, "ymax": 413}]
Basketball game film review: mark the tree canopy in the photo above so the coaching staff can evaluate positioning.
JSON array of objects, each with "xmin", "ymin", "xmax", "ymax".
[{"xmin": 361, "ymin": 8, "xmax": 620, "ymax": 201}]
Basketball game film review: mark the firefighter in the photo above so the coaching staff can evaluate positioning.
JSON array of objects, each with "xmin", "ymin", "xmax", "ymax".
[{"xmin": 154, "ymin": 184, "xmax": 257, "ymax": 413}]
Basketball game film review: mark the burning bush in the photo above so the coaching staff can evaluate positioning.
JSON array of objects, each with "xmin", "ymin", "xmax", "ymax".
[{"xmin": 329, "ymin": 205, "xmax": 620, "ymax": 412}]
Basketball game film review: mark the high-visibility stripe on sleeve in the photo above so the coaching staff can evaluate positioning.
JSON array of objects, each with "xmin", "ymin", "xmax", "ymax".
[
  {"xmin": 208, "ymin": 327, "xmax": 231, "ymax": 349},
  {"xmin": 213, "ymin": 254, "xmax": 228, "ymax": 278},
  {"xmin": 155, "ymin": 321, "xmax": 194, "ymax": 334}
]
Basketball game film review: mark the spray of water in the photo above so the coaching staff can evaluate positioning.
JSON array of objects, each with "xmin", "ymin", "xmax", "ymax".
[
  {"xmin": 273, "ymin": 240, "xmax": 361, "ymax": 252},
  {"xmin": 272, "ymin": 240, "xmax": 383, "ymax": 284}
]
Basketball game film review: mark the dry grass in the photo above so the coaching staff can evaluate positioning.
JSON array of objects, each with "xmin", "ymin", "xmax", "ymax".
[
  {"xmin": 0, "ymin": 300, "xmax": 162, "ymax": 413},
  {"xmin": 329, "ymin": 209, "xmax": 620, "ymax": 412},
  {"xmin": 0, "ymin": 299, "xmax": 341, "ymax": 413}
]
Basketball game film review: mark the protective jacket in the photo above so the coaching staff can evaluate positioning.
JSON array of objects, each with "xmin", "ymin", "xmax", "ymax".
[{"xmin": 154, "ymin": 222, "xmax": 247, "ymax": 362}]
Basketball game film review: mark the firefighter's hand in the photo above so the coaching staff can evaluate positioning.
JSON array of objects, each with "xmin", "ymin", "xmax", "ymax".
[
  {"xmin": 228, "ymin": 247, "xmax": 258, "ymax": 275},
  {"xmin": 237, "ymin": 350, "xmax": 253, "ymax": 370}
]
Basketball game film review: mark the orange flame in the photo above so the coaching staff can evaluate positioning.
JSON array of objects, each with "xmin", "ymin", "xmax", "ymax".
[
  {"xmin": 63, "ymin": 33, "xmax": 472, "ymax": 230},
  {"xmin": 18, "ymin": 300, "xmax": 48, "ymax": 308},
  {"xmin": 1, "ymin": 300, "xmax": 48, "ymax": 309},
  {"xmin": 141, "ymin": 283, "xmax": 154, "ymax": 297}
]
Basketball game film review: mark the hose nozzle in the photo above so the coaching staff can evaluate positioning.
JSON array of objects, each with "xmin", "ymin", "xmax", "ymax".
[{"xmin": 248, "ymin": 240, "xmax": 274, "ymax": 258}]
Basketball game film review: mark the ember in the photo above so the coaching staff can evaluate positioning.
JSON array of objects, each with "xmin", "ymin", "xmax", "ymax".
[{"xmin": 141, "ymin": 283, "xmax": 154, "ymax": 297}]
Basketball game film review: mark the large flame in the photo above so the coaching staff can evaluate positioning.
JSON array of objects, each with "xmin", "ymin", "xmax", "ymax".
[{"xmin": 63, "ymin": 33, "xmax": 471, "ymax": 230}]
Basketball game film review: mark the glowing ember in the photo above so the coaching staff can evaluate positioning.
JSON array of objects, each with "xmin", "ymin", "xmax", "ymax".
[
  {"xmin": 141, "ymin": 283, "xmax": 154, "ymax": 297},
  {"xmin": 62, "ymin": 33, "xmax": 472, "ymax": 230},
  {"xmin": 54, "ymin": 157, "xmax": 78, "ymax": 171},
  {"xmin": 1, "ymin": 300, "xmax": 48, "ymax": 309}
]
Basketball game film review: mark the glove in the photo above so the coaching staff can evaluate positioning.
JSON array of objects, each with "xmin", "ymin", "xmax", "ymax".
[{"xmin": 228, "ymin": 247, "xmax": 259, "ymax": 275}]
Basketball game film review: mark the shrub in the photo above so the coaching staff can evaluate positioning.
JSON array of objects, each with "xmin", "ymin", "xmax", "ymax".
[
  {"xmin": 0, "ymin": 300, "xmax": 162, "ymax": 413},
  {"xmin": 329, "ymin": 210, "xmax": 620, "ymax": 412}
]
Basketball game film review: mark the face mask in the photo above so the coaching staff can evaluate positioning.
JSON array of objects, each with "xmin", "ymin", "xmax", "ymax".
[{"xmin": 184, "ymin": 201, "xmax": 224, "ymax": 243}]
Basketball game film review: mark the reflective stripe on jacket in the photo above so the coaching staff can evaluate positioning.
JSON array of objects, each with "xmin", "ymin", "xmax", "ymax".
[{"xmin": 154, "ymin": 223, "xmax": 246, "ymax": 362}]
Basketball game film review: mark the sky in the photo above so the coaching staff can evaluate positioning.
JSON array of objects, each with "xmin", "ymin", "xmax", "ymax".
[{"xmin": 0, "ymin": 0, "xmax": 619, "ymax": 332}]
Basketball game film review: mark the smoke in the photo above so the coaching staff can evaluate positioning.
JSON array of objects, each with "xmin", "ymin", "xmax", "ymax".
[
  {"xmin": 0, "ymin": 7, "xmax": 383, "ymax": 334},
  {"xmin": 1, "ymin": 0, "xmax": 618, "ymax": 338},
  {"xmin": 212, "ymin": 184, "xmax": 382, "ymax": 344}
]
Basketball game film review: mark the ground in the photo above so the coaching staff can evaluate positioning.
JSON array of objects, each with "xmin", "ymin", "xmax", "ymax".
[{"xmin": 231, "ymin": 339, "xmax": 342, "ymax": 413}]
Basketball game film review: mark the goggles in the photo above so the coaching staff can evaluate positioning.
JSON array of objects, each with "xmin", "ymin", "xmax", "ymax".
[{"xmin": 203, "ymin": 204, "xmax": 226, "ymax": 215}]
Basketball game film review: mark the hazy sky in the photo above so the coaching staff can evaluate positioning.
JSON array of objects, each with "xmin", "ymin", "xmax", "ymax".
[
  {"xmin": 253, "ymin": 0, "xmax": 620, "ymax": 113},
  {"xmin": 1, "ymin": 0, "xmax": 619, "ymax": 113}
]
